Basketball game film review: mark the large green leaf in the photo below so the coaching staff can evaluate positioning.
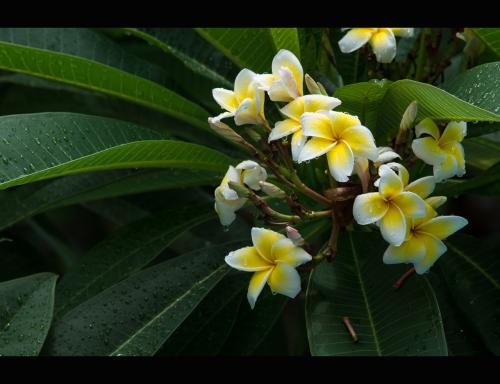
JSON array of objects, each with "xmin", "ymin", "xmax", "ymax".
[
  {"xmin": 334, "ymin": 80, "xmax": 392, "ymax": 141},
  {"xmin": 157, "ymin": 272, "xmax": 246, "ymax": 356},
  {"xmin": 0, "ymin": 168, "xmax": 219, "ymax": 232},
  {"xmin": 440, "ymin": 234, "xmax": 500, "ymax": 354},
  {"xmin": 441, "ymin": 61, "xmax": 500, "ymax": 136},
  {"xmin": 376, "ymin": 80, "xmax": 500, "ymax": 141},
  {"xmin": 471, "ymin": 28, "xmax": 500, "ymax": 58},
  {"xmin": 0, "ymin": 272, "xmax": 58, "ymax": 356},
  {"xmin": 54, "ymin": 205, "xmax": 215, "ymax": 317},
  {"xmin": 463, "ymin": 137, "xmax": 500, "ymax": 170},
  {"xmin": 306, "ymin": 231, "xmax": 447, "ymax": 356},
  {"xmin": 196, "ymin": 28, "xmax": 300, "ymax": 72},
  {"xmin": 0, "ymin": 40, "xmax": 209, "ymax": 129},
  {"xmin": 44, "ymin": 243, "xmax": 236, "ymax": 356},
  {"xmin": 0, "ymin": 113, "xmax": 232, "ymax": 191}
]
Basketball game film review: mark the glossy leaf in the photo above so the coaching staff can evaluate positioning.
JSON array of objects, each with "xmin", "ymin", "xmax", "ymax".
[
  {"xmin": 45, "ymin": 243, "xmax": 235, "ymax": 356},
  {"xmin": 0, "ymin": 273, "xmax": 58, "ymax": 356},
  {"xmin": 54, "ymin": 205, "xmax": 215, "ymax": 317},
  {"xmin": 471, "ymin": 28, "xmax": 500, "ymax": 58},
  {"xmin": 440, "ymin": 234, "xmax": 500, "ymax": 354},
  {"xmin": 0, "ymin": 40, "xmax": 209, "ymax": 129},
  {"xmin": 0, "ymin": 113, "xmax": 232, "ymax": 191},
  {"xmin": 306, "ymin": 231, "xmax": 447, "ymax": 356}
]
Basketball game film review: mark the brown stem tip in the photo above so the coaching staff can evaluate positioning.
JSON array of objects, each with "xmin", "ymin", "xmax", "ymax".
[
  {"xmin": 342, "ymin": 316, "xmax": 359, "ymax": 343},
  {"xmin": 393, "ymin": 266, "xmax": 416, "ymax": 290}
]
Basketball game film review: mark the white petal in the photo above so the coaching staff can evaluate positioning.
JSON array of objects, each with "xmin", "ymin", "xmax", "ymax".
[
  {"xmin": 352, "ymin": 192, "xmax": 389, "ymax": 225},
  {"xmin": 434, "ymin": 154, "xmax": 458, "ymax": 182},
  {"xmin": 247, "ymin": 269, "xmax": 273, "ymax": 309},
  {"xmin": 379, "ymin": 203, "xmax": 407, "ymax": 246},
  {"xmin": 338, "ymin": 28, "xmax": 373, "ymax": 53},
  {"xmin": 405, "ymin": 176, "xmax": 436, "ymax": 199},
  {"xmin": 369, "ymin": 28, "xmax": 397, "ymax": 63},
  {"xmin": 300, "ymin": 112, "xmax": 334, "ymax": 140},
  {"xmin": 303, "ymin": 94, "xmax": 342, "ymax": 113},
  {"xmin": 298, "ymin": 138, "xmax": 336, "ymax": 163},
  {"xmin": 234, "ymin": 68, "xmax": 258, "ymax": 100},
  {"xmin": 412, "ymin": 137, "xmax": 448, "ymax": 166},
  {"xmin": 271, "ymin": 238, "xmax": 312, "ymax": 267},
  {"xmin": 212, "ymin": 88, "xmax": 238, "ymax": 112},
  {"xmin": 268, "ymin": 119, "xmax": 301, "ymax": 142},
  {"xmin": 341, "ymin": 125, "xmax": 378, "ymax": 160},
  {"xmin": 391, "ymin": 28, "xmax": 414, "ymax": 38},
  {"xmin": 272, "ymin": 49, "xmax": 303, "ymax": 96},
  {"xmin": 225, "ymin": 246, "xmax": 273, "ymax": 272},
  {"xmin": 291, "ymin": 130, "xmax": 307, "ymax": 162},
  {"xmin": 267, "ymin": 261, "xmax": 302, "ymax": 299},
  {"xmin": 234, "ymin": 98, "xmax": 258, "ymax": 126},
  {"xmin": 415, "ymin": 118, "xmax": 440, "ymax": 140},
  {"xmin": 251, "ymin": 227, "xmax": 286, "ymax": 262},
  {"xmin": 326, "ymin": 141, "xmax": 354, "ymax": 182}
]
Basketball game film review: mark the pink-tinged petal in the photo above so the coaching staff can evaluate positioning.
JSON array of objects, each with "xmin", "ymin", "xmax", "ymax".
[
  {"xmin": 352, "ymin": 192, "xmax": 389, "ymax": 225},
  {"xmin": 272, "ymin": 49, "xmax": 303, "ymax": 97},
  {"xmin": 326, "ymin": 141, "xmax": 354, "ymax": 182}
]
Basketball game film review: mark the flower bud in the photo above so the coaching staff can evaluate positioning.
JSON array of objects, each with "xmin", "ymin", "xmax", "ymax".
[
  {"xmin": 208, "ymin": 116, "xmax": 248, "ymax": 147},
  {"xmin": 286, "ymin": 226, "xmax": 305, "ymax": 246},
  {"xmin": 395, "ymin": 100, "xmax": 418, "ymax": 147},
  {"xmin": 259, "ymin": 181, "xmax": 286, "ymax": 198},
  {"xmin": 305, "ymin": 73, "xmax": 322, "ymax": 95},
  {"xmin": 228, "ymin": 181, "xmax": 251, "ymax": 198}
]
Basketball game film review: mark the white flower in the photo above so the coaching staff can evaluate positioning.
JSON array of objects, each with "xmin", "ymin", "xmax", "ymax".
[{"xmin": 338, "ymin": 28, "xmax": 414, "ymax": 63}]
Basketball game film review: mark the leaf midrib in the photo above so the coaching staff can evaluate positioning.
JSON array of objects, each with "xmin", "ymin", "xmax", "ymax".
[{"xmin": 348, "ymin": 231, "xmax": 382, "ymax": 356}]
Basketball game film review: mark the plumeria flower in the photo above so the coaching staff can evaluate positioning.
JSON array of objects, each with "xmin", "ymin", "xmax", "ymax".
[
  {"xmin": 225, "ymin": 227, "xmax": 312, "ymax": 309},
  {"xmin": 257, "ymin": 49, "xmax": 303, "ymax": 102},
  {"xmin": 214, "ymin": 161, "xmax": 267, "ymax": 226},
  {"xmin": 297, "ymin": 111, "xmax": 378, "ymax": 182},
  {"xmin": 411, "ymin": 118, "xmax": 467, "ymax": 182},
  {"xmin": 212, "ymin": 68, "xmax": 265, "ymax": 126},
  {"xmin": 383, "ymin": 203, "xmax": 468, "ymax": 274},
  {"xmin": 338, "ymin": 28, "xmax": 414, "ymax": 63},
  {"xmin": 353, "ymin": 164, "xmax": 427, "ymax": 246},
  {"xmin": 268, "ymin": 95, "xmax": 341, "ymax": 161}
]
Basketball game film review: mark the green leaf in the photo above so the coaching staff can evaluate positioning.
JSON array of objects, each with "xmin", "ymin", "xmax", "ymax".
[
  {"xmin": 0, "ymin": 113, "xmax": 232, "ymax": 191},
  {"xmin": 54, "ymin": 205, "xmax": 215, "ymax": 317},
  {"xmin": 306, "ymin": 231, "xmax": 447, "ymax": 356},
  {"xmin": 334, "ymin": 80, "xmax": 392, "ymax": 140},
  {"xmin": 376, "ymin": 79, "xmax": 500, "ymax": 142},
  {"xmin": 219, "ymin": 288, "xmax": 289, "ymax": 355},
  {"xmin": 44, "ymin": 243, "xmax": 236, "ymax": 356},
  {"xmin": 197, "ymin": 28, "xmax": 300, "ymax": 72},
  {"xmin": 81, "ymin": 198, "xmax": 150, "ymax": 226},
  {"xmin": 440, "ymin": 234, "xmax": 500, "ymax": 354},
  {"xmin": 0, "ymin": 169, "xmax": 220, "ymax": 232},
  {"xmin": 0, "ymin": 272, "xmax": 58, "ymax": 356},
  {"xmin": 441, "ymin": 61, "xmax": 500, "ymax": 136},
  {"xmin": 471, "ymin": 28, "xmax": 500, "ymax": 58},
  {"xmin": 157, "ymin": 272, "xmax": 246, "ymax": 356},
  {"xmin": 463, "ymin": 137, "xmax": 500, "ymax": 170},
  {"xmin": 0, "ymin": 40, "xmax": 210, "ymax": 129}
]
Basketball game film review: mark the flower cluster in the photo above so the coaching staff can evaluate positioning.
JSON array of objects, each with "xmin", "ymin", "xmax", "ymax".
[{"xmin": 209, "ymin": 45, "xmax": 468, "ymax": 309}]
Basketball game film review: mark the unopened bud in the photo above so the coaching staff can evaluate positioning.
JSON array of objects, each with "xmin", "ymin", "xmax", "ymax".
[
  {"xmin": 317, "ymin": 82, "xmax": 328, "ymax": 96},
  {"xmin": 305, "ymin": 73, "xmax": 322, "ymax": 95},
  {"xmin": 286, "ymin": 226, "xmax": 305, "ymax": 246},
  {"xmin": 426, "ymin": 196, "xmax": 447, "ymax": 209},
  {"xmin": 227, "ymin": 181, "xmax": 251, "ymax": 198},
  {"xmin": 259, "ymin": 181, "xmax": 286, "ymax": 198},
  {"xmin": 244, "ymin": 127, "xmax": 262, "ymax": 142},
  {"xmin": 395, "ymin": 100, "xmax": 418, "ymax": 147},
  {"xmin": 208, "ymin": 116, "xmax": 247, "ymax": 146}
]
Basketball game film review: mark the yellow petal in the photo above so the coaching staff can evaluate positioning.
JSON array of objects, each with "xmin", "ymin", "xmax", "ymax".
[
  {"xmin": 298, "ymin": 137, "xmax": 336, "ymax": 163},
  {"xmin": 379, "ymin": 203, "xmax": 407, "ymax": 246},
  {"xmin": 450, "ymin": 142, "xmax": 466, "ymax": 177},
  {"xmin": 267, "ymin": 261, "xmax": 301, "ymax": 299},
  {"xmin": 272, "ymin": 49, "xmax": 303, "ymax": 97},
  {"xmin": 234, "ymin": 98, "xmax": 258, "ymax": 126},
  {"xmin": 280, "ymin": 96, "xmax": 305, "ymax": 120},
  {"xmin": 411, "ymin": 137, "xmax": 448, "ymax": 166},
  {"xmin": 383, "ymin": 235, "xmax": 426, "ymax": 265},
  {"xmin": 417, "ymin": 215, "xmax": 468, "ymax": 240},
  {"xmin": 251, "ymin": 227, "xmax": 286, "ymax": 262},
  {"xmin": 392, "ymin": 191, "xmax": 427, "ymax": 218},
  {"xmin": 326, "ymin": 140, "xmax": 354, "ymax": 182},
  {"xmin": 329, "ymin": 111, "xmax": 361, "ymax": 137},
  {"xmin": 212, "ymin": 88, "xmax": 239, "ymax": 112},
  {"xmin": 405, "ymin": 176, "xmax": 435, "ymax": 199},
  {"xmin": 412, "ymin": 233, "xmax": 447, "ymax": 274},
  {"xmin": 300, "ymin": 112, "xmax": 334, "ymax": 140},
  {"xmin": 338, "ymin": 28, "xmax": 374, "ymax": 53},
  {"xmin": 433, "ymin": 154, "xmax": 458, "ymax": 182},
  {"xmin": 391, "ymin": 28, "xmax": 414, "ymax": 38},
  {"xmin": 415, "ymin": 118, "xmax": 440, "ymax": 140},
  {"xmin": 255, "ymin": 73, "xmax": 275, "ymax": 90},
  {"xmin": 369, "ymin": 28, "xmax": 396, "ymax": 63},
  {"xmin": 382, "ymin": 162, "xmax": 410, "ymax": 187},
  {"xmin": 341, "ymin": 125, "xmax": 377, "ymax": 160},
  {"xmin": 303, "ymin": 94, "xmax": 342, "ymax": 113},
  {"xmin": 352, "ymin": 192, "xmax": 389, "ymax": 225},
  {"xmin": 225, "ymin": 246, "xmax": 273, "ymax": 272},
  {"xmin": 268, "ymin": 119, "xmax": 302, "ymax": 142},
  {"xmin": 291, "ymin": 130, "xmax": 307, "ymax": 162},
  {"xmin": 247, "ymin": 268, "xmax": 273, "ymax": 309},
  {"xmin": 271, "ymin": 238, "xmax": 312, "ymax": 267},
  {"xmin": 439, "ymin": 121, "xmax": 467, "ymax": 145},
  {"xmin": 378, "ymin": 165, "xmax": 403, "ymax": 200},
  {"xmin": 412, "ymin": 203, "xmax": 438, "ymax": 228},
  {"xmin": 234, "ymin": 68, "xmax": 258, "ymax": 100},
  {"xmin": 425, "ymin": 196, "xmax": 447, "ymax": 209}
]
